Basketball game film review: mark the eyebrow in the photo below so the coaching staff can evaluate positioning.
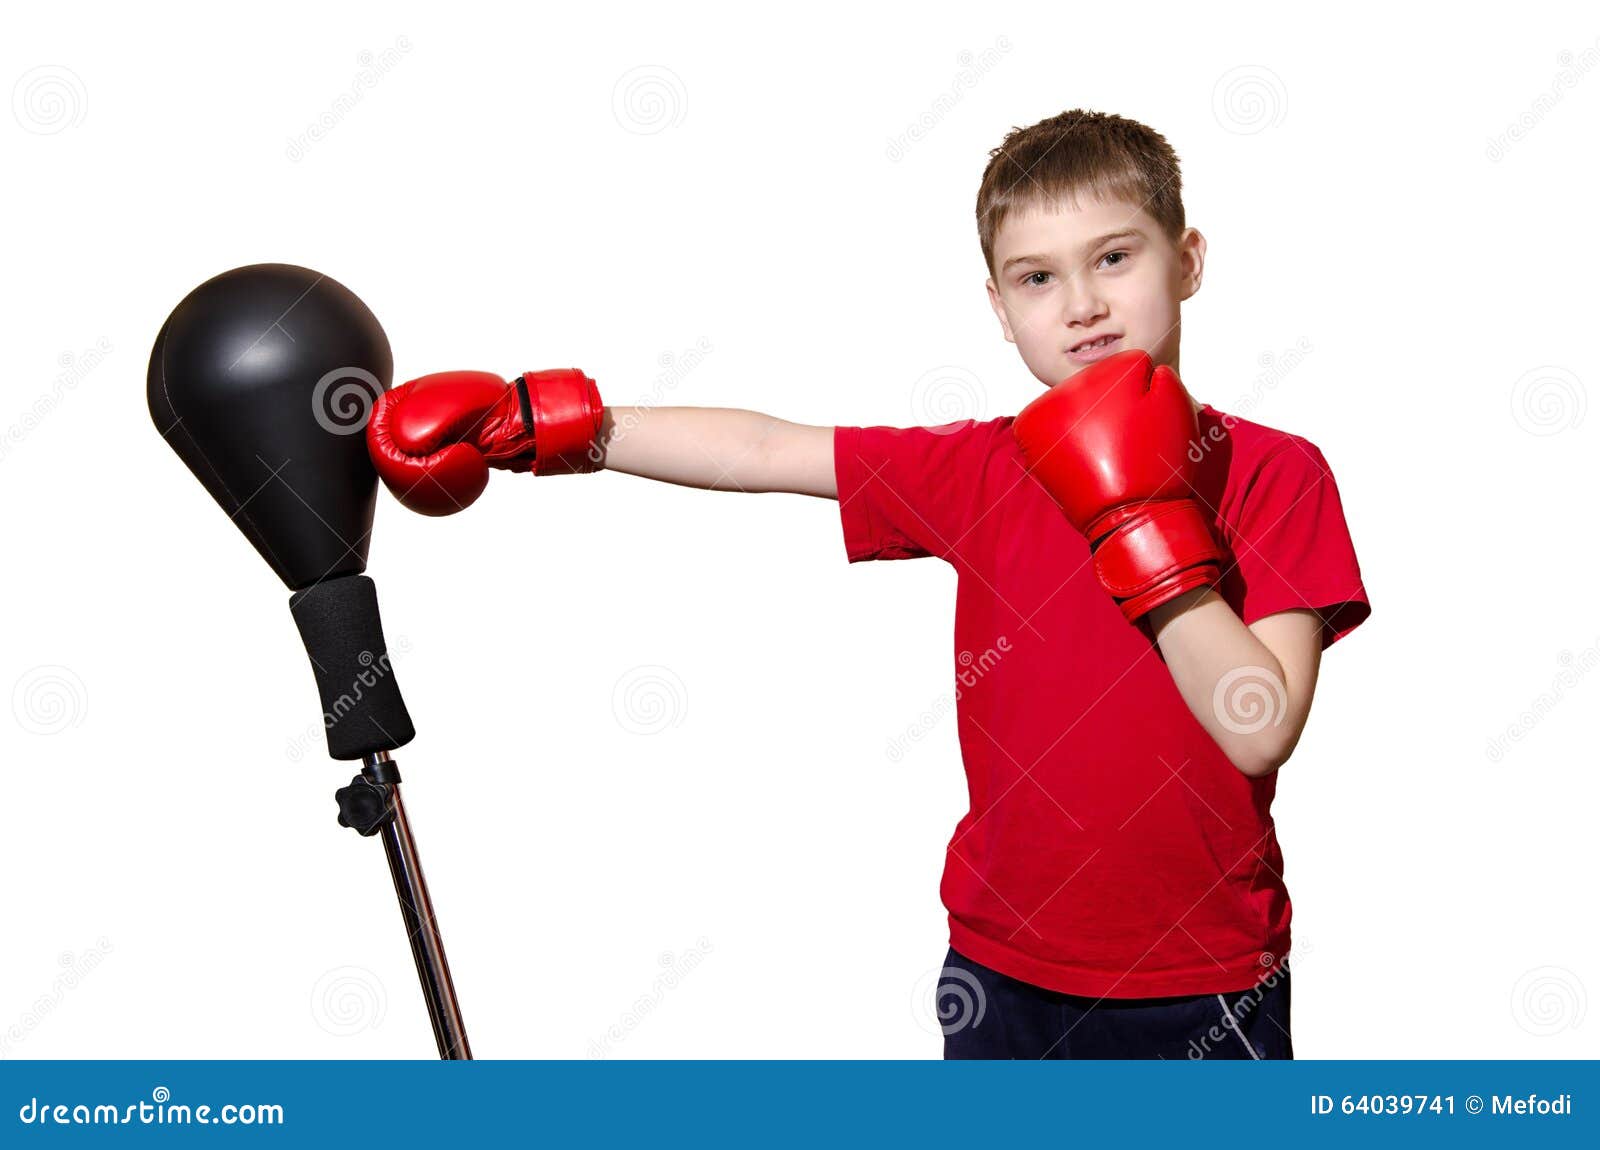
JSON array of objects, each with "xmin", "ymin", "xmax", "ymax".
[{"xmin": 1000, "ymin": 229, "xmax": 1144, "ymax": 274}]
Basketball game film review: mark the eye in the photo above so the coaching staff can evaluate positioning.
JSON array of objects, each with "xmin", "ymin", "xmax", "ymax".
[
  {"xmin": 1098, "ymin": 250, "xmax": 1130, "ymax": 269},
  {"xmin": 1021, "ymin": 270, "xmax": 1053, "ymax": 288}
]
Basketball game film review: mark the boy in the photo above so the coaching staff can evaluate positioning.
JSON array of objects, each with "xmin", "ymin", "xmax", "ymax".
[{"xmin": 366, "ymin": 109, "xmax": 1370, "ymax": 1059}]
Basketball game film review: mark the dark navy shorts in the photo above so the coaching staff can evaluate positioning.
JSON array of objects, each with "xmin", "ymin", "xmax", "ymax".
[{"xmin": 937, "ymin": 946, "xmax": 1293, "ymax": 1060}]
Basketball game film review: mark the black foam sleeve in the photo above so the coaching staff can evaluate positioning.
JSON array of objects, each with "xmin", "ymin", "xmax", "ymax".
[{"xmin": 289, "ymin": 574, "xmax": 416, "ymax": 760}]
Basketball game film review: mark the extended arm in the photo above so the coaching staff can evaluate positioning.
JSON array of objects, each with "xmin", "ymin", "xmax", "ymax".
[
  {"xmin": 596, "ymin": 407, "xmax": 837, "ymax": 498},
  {"xmin": 367, "ymin": 368, "xmax": 838, "ymax": 513}
]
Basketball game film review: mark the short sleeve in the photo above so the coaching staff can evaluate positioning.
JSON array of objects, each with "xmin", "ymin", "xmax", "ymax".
[
  {"xmin": 833, "ymin": 421, "xmax": 991, "ymax": 563},
  {"xmin": 1228, "ymin": 440, "xmax": 1371, "ymax": 647}
]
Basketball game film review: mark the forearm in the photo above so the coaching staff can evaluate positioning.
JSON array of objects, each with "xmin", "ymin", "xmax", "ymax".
[
  {"xmin": 594, "ymin": 406, "xmax": 836, "ymax": 497},
  {"xmin": 1146, "ymin": 588, "xmax": 1302, "ymax": 777}
]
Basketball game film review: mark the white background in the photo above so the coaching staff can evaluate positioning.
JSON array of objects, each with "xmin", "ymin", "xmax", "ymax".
[{"xmin": 3, "ymin": 1, "xmax": 1597, "ymax": 1059}]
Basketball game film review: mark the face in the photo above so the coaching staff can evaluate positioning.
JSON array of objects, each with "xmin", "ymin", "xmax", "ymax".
[{"xmin": 985, "ymin": 194, "xmax": 1205, "ymax": 389}]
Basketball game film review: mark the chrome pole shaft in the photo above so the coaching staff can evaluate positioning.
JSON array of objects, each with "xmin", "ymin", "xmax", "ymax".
[{"xmin": 366, "ymin": 752, "xmax": 472, "ymax": 1060}]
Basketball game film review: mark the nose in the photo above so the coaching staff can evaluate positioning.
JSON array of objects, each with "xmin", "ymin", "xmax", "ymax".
[{"xmin": 1059, "ymin": 271, "xmax": 1107, "ymax": 329}]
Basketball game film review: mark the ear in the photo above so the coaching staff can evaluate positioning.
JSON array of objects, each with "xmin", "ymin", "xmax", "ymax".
[
  {"xmin": 1177, "ymin": 228, "xmax": 1207, "ymax": 301},
  {"xmin": 985, "ymin": 277, "xmax": 1017, "ymax": 344}
]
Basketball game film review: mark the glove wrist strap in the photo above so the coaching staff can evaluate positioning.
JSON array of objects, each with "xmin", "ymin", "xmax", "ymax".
[
  {"xmin": 1090, "ymin": 499, "xmax": 1224, "ymax": 622},
  {"xmin": 516, "ymin": 369, "xmax": 605, "ymax": 475}
]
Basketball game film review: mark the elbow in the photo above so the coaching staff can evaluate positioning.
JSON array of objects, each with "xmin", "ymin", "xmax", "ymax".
[{"xmin": 1231, "ymin": 732, "xmax": 1300, "ymax": 779}]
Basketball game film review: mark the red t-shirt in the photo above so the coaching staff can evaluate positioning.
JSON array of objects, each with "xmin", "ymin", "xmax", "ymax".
[{"xmin": 833, "ymin": 403, "xmax": 1370, "ymax": 998}]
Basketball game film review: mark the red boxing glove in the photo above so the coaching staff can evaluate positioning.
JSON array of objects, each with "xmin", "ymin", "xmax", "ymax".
[
  {"xmin": 367, "ymin": 368, "xmax": 603, "ymax": 516},
  {"xmin": 1012, "ymin": 349, "xmax": 1222, "ymax": 623}
]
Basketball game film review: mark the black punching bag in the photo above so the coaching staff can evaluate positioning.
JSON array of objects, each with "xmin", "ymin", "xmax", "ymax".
[
  {"xmin": 148, "ymin": 263, "xmax": 389, "ymax": 588},
  {"xmin": 148, "ymin": 263, "xmax": 414, "ymax": 759}
]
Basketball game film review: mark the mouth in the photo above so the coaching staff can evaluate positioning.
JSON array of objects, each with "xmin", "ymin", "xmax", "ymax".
[{"xmin": 1066, "ymin": 333, "xmax": 1123, "ymax": 363}]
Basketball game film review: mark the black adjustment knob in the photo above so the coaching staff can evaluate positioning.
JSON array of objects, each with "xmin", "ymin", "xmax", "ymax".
[{"xmin": 335, "ymin": 774, "xmax": 394, "ymax": 837}]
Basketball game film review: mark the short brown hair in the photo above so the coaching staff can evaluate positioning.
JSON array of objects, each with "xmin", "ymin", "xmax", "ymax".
[{"xmin": 976, "ymin": 109, "xmax": 1185, "ymax": 278}]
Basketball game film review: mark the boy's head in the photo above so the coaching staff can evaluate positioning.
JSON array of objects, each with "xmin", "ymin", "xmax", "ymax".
[{"xmin": 978, "ymin": 109, "xmax": 1204, "ymax": 389}]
